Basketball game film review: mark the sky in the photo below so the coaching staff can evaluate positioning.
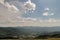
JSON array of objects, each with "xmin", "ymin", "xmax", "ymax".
[
  {"xmin": 3, "ymin": 0, "xmax": 60, "ymax": 19},
  {"xmin": 0, "ymin": 0, "xmax": 60, "ymax": 27},
  {"xmin": 15, "ymin": 0, "xmax": 60, "ymax": 19}
]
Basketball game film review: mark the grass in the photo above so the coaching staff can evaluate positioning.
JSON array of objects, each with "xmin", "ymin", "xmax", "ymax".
[
  {"xmin": 0, "ymin": 38, "xmax": 60, "ymax": 40},
  {"xmin": 48, "ymin": 38, "xmax": 60, "ymax": 40}
]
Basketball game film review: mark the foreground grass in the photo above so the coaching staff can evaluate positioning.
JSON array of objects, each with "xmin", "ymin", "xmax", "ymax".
[
  {"xmin": 0, "ymin": 38, "xmax": 60, "ymax": 40},
  {"xmin": 48, "ymin": 38, "xmax": 60, "ymax": 40},
  {"xmin": 0, "ymin": 39, "xmax": 47, "ymax": 40}
]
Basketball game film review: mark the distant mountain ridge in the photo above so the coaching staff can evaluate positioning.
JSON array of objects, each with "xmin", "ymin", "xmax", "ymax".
[
  {"xmin": 0, "ymin": 26, "xmax": 60, "ymax": 33},
  {"xmin": 0, "ymin": 26, "xmax": 60, "ymax": 38}
]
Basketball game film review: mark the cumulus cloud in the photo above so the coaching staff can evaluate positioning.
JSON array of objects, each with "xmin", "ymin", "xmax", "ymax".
[
  {"xmin": 43, "ymin": 12, "xmax": 49, "ymax": 16},
  {"xmin": 50, "ymin": 13, "xmax": 54, "ymax": 16},
  {"xmin": 44, "ymin": 8, "xmax": 50, "ymax": 11},
  {"xmin": 43, "ymin": 12, "xmax": 54, "ymax": 16},
  {"xmin": 24, "ymin": 0, "xmax": 36, "ymax": 13}
]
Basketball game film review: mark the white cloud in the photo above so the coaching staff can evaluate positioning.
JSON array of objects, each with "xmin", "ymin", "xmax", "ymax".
[
  {"xmin": 50, "ymin": 13, "xmax": 54, "ymax": 16},
  {"xmin": 44, "ymin": 8, "xmax": 50, "ymax": 11},
  {"xmin": 43, "ymin": 12, "xmax": 54, "ymax": 16},
  {"xmin": 43, "ymin": 12, "xmax": 49, "ymax": 16},
  {"xmin": 47, "ymin": 18, "xmax": 57, "ymax": 22},
  {"xmin": 25, "ymin": 17, "xmax": 37, "ymax": 21},
  {"xmin": 36, "ymin": 18, "xmax": 57, "ymax": 23},
  {"xmin": 5, "ymin": 2, "xmax": 19, "ymax": 13},
  {"xmin": 0, "ymin": 0, "xmax": 25, "ymax": 23},
  {"xmin": 0, "ymin": 0, "xmax": 20, "ymax": 13},
  {"xmin": 24, "ymin": 0, "xmax": 36, "ymax": 13},
  {"xmin": 39, "ymin": 20, "xmax": 43, "ymax": 22},
  {"xmin": 0, "ymin": 0, "xmax": 4, "ymax": 5}
]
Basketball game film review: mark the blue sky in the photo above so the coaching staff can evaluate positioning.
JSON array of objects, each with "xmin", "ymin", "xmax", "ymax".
[
  {"xmin": 3, "ymin": 0, "xmax": 60, "ymax": 19},
  {"xmin": 0, "ymin": 0, "xmax": 60, "ymax": 26},
  {"xmin": 0, "ymin": 0, "xmax": 60, "ymax": 19},
  {"xmin": 18, "ymin": 0, "xmax": 60, "ymax": 19}
]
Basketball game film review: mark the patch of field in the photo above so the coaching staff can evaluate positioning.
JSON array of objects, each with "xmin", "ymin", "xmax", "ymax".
[
  {"xmin": 0, "ymin": 39, "xmax": 48, "ymax": 40},
  {"xmin": 0, "ymin": 38, "xmax": 60, "ymax": 40},
  {"xmin": 48, "ymin": 38, "xmax": 60, "ymax": 40}
]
